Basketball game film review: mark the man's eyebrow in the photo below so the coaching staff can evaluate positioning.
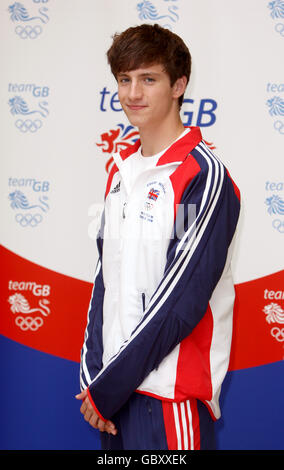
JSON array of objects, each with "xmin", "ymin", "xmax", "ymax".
[
  {"xmin": 117, "ymin": 71, "xmax": 161, "ymax": 77},
  {"xmin": 139, "ymin": 72, "xmax": 160, "ymax": 77}
]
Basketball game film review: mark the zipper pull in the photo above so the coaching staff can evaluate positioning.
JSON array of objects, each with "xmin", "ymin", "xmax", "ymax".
[
  {"xmin": 122, "ymin": 202, "xmax": 127, "ymax": 219},
  {"xmin": 142, "ymin": 293, "xmax": 146, "ymax": 311}
]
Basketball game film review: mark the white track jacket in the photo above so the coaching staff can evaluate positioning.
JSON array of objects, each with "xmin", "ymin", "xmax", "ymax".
[{"xmin": 80, "ymin": 126, "xmax": 241, "ymax": 422}]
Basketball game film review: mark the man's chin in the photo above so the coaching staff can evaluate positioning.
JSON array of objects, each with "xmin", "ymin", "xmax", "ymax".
[
  {"xmin": 122, "ymin": 108, "xmax": 149, "ymax": 128},
  {"xmin": 124, "ymin": 115, "xmax": 144, "ymax": 129}
]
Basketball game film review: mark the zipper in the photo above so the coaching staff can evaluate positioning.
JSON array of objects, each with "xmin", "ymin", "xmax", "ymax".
[
  {"xmin": 122, "ymin": 202, "xmax": 127, "ymax": 219},
  {"xmin": 142, "ymin": 293, "xmax": 146, "ymax": 312}
]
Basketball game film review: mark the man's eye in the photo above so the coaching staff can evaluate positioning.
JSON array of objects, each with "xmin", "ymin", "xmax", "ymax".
[
  {"xmin": 145, "ymin": 77, "xmax": 155, "ymax": 83},
  {"xmin": 119, "ymin": 78, "xmax": 129, "ymax": 84}
]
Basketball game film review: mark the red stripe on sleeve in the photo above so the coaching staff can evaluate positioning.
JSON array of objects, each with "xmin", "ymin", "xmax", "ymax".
[
  {"xmin": 105, "ymin": 163, "xmax": 119, "ymax": 199},
  {"xmin": 226, "ymin": 169, "xmax": 241, "ymax": 201},
  {"xmin": 169, "ymin": 155, "xmax": 201, "ymax": 220}
]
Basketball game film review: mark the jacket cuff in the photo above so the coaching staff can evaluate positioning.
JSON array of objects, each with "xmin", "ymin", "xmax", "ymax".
[{"xmin": 87, "ymin": 387, "xmax": 107, "ymax": 422}]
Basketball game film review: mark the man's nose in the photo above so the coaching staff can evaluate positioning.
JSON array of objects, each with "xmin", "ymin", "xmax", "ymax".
[{"xmin": 129, "ymin": 80, "xmax": 143, "ymax": 100}]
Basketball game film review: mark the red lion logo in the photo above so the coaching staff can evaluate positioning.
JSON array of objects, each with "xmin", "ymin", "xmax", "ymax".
[
  {"xmin": 96, "ymin": 124, "xmax": 216, "ymax": 173},
  {"xmin": 96, "ymin": 123, "xmax": 139, "ymax": 173}
]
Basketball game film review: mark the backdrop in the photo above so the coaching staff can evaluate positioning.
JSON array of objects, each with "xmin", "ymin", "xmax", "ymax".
[{"xmin": 0, "ymin": 0, "xmax": 283, "ymax": 450}]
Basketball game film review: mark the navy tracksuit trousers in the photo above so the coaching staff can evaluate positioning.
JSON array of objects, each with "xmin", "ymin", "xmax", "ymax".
[{"xmin": 100, "ymin": 392, "xmax": 215, "ymax": 450}]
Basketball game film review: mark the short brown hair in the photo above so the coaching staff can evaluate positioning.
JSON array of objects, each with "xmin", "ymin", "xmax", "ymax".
[{"xmin": 107, "ymin": 23, "xmax": 191, "ymax": 107}]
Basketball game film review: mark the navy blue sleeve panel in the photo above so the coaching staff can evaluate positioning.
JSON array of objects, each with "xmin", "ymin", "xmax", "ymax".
[
  {"xmin": 88, "ymin": 144, "xmax": 241, "ymax": 419},
  {"xmin": 80, "ymin": 214, "xmax": 105, "ymax": 391}
]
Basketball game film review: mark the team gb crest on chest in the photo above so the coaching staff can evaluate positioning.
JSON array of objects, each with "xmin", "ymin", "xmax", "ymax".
[{"xmin": 140, "ymin": 181, "xmax": 166, "ymax": 221}]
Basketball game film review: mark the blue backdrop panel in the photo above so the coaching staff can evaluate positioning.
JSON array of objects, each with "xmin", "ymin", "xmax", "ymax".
[
  {"xmin": 0, "ymin": 335, "xmax": 100, "ymax": 450},
  {"xmin": 216, "ymin": 361, "xmax": 284, "ymax": 450},
  {"xmin": 1, "ymin": 335, "xmax": 283, "ymax": 450}
]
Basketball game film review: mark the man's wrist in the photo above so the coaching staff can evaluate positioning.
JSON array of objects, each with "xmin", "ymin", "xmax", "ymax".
[{"xmin": 87, "ymin": 387, "xmax": 107, "ymax": 422}]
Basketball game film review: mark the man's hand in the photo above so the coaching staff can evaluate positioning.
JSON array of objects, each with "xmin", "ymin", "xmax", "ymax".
[{"xmin": 76, "ymin": 390, "xmax": 117, "ymax": 435}]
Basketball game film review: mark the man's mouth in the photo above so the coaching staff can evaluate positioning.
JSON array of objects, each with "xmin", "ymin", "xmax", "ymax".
[{"xmin": 127, "ymin": 104, "xmax": 147, "ymax": 111}]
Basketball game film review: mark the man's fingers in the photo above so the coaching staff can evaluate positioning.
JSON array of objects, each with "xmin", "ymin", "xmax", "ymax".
[
  {"xmin": 80, "ymin": 400, "xmax": 87, "ymax": 414},
  {"xmin": 89, "ymin": 414, "xmax": 99, "ymax": 429},
  {"xmin": 80, "ymin": 402, "xmax": 86, "ymax": 414},
  {"xmin": 75, "ymin": 390, "xmax": 87, "ymax": 400},
  {"xmin": 97, "ymin": 418, "xmax": 106, "ymax": 432},
  {"xmin": 80, "ymin": 396, "xmax": 93, "ymax": 414},
  {"xmin": 105, "ymin": 420, "xmax": 117, "ymax": 435},
  {"xmin": 84, "ymin": 408, "xmax": 94, "ymax": 423},
  {"xmin": 76, "ymin": 392, "xmax": 117, "ymax": 435}
]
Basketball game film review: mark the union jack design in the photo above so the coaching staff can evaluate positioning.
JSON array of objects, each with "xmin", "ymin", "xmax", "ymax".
[{"xmin": 147, "ymin": 188, "xmax": 160, "ymax": 201}]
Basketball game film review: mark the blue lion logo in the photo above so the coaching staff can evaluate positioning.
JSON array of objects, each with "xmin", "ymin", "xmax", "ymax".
[
  {"xmin": 8, "ymin": 2, "xmax": 30, "ymax": 21},
  {"xmin": 265, "ymin": 194, "xmax": 284, "ymax": 215},
  {"xmin": 9, "ymin": 191, "xmax": 49, "ymax": 212},
  {"xmin": 9, "ymin": 191, "xmax": 30, "ymax": 210},
  {"xmin": 137, "ymin": 1, "xmax": 179, "ymax": 23},
  {"xmin": 8, "ymin": 2, "xmax": 49, "ymax": 24},
  {"xmin": 8, "ymin": 96, "xmax": 49, "ymax": 118},
  {"xmin": 268, "ymin": 0, "xmax": 284, "ymax": 19},
  {"xmin": 266, "ymin": 96, "xmax": 284, "ymax": 116}
]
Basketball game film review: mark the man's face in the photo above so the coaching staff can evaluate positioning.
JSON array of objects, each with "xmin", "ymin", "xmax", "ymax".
[{"xmin": 117, "ymin": 64, "xmax": 181, "ymax": 131}]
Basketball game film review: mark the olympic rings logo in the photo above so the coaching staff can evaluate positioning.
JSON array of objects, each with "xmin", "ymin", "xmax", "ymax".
[
  {"xmin": 15, "ymin": 213, "xmax": 43, "ymax": 227},
  {"xmin": 274, "ymin": 120, "xmax": 284, "ymax": 135},
  {"xmin": 275, "ymin": 23, "xmax": 284, "ymax": 37},
  {"xmin": 15, "ymin": 25, "xmax": 42, "ymax": 40},
  {"xmin": 272, "ymin": 219, "xmax": 284, "ymax": 233},
  {"xmin": 15, "ymin": 119, "xmax": 42, "ymax": 133},
  {"xmin": 15, "ymin": 316, "xmax": 43, "ymax": 331},
  {"xmin": 271, "ymin": 327, "xmax": 284, "ymax": 342}
]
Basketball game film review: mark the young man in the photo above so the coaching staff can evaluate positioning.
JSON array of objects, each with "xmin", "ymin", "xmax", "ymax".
[{"xmin": 76, "ymin": 24, "xmax": 240, "ymax": 450}]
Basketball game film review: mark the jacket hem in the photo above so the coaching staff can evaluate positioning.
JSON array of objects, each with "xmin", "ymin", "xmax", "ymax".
[{"xmin": 135, "ymin": 389, "xmax": 218, "ymax": 421}]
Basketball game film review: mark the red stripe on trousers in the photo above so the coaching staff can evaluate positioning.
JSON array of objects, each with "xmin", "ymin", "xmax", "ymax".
[
  {"xmin": 162, "ymin": 399, "xmax": 201, "ymax": 450},
  {"xmin": 177, "ymin": 403, "xmax": 185, "ymax": 450},
  {"xmin": 161, "ymin": 401, "xmax": 177, "ymax": 450},
  {"xmin": 190, "ymin": 398, "xmax": 201, "ymax": 450}
]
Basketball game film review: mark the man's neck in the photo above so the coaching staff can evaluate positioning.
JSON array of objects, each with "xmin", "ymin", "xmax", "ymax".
[{"xmin": 139, "ymin": 117, "xmax": 185, "ymax": 157}]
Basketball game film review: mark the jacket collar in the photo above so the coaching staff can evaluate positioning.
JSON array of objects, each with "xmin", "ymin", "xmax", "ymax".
[{"xmin": 116, "ymin": 126, "xmax": 202, "ymax": 168}]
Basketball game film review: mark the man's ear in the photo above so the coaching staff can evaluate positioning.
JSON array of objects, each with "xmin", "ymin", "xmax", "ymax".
[{"xmin": 172, "ymin": 76, "xmax": 187, "ymax": 99}]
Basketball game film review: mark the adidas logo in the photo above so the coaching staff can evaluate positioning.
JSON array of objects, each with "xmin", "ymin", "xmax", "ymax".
[{"xmin": 110, "ymin": 181, "xmax": 121, "ymax": 194}]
